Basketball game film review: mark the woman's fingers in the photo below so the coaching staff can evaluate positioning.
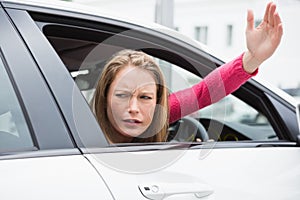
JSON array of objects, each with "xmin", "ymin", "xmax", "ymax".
[
  {"xmin": 246, "ymin": 9, "xmax": 254, "ymax": 31},
  {"xmin": 275, "ymin": 12, "xmax": 283, "ymax": 31},
  {"xmin": 274, "ymin": 12, "xmax": 283, "ymax": 41},
  {"xmin": 263, "ymin": 2, "xmax": 271, "ymax": 23},
  {"xmin": 268, "ymin": 3, "xmax": 277, "ymax": 27}
]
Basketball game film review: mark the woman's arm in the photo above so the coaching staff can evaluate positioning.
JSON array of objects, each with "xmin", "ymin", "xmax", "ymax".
[
  {"xmin": 168, "ymin": 2, "xmax": 282, "ymax": 123},
  {"xmin": 168, "ymin": 53, "xmax": 255, "ymax": 123}
]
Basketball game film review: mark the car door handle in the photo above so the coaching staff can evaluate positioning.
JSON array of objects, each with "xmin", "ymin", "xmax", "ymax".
[{"xmin": 139, "ymin": 182, "xmax": 213, "ymax": 199}]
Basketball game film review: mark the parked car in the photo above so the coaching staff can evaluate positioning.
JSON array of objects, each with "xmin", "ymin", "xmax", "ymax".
[{"xmin": 0, "ymin": 0, "xmax": 300, "ymax": 199}]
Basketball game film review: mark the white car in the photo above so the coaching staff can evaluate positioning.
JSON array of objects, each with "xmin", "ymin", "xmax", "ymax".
[{"xmin": 0, "ymin": 0, "xmax": 300, "ymax": 199}]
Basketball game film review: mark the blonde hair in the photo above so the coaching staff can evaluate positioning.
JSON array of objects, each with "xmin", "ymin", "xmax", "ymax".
[{"xmin": 93, "ymin": 49, "xmax": 169, "ymax": 143}]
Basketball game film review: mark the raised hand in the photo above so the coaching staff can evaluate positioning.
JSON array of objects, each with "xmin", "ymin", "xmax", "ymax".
[{"xmin": 243, "ymin": 2, "xmax": 283, "ymax": 74}]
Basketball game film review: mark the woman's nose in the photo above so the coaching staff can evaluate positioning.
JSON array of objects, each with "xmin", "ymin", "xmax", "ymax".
[{"xmin": 128, "ymin": 97, "xmax": 139, "ymax": 113}]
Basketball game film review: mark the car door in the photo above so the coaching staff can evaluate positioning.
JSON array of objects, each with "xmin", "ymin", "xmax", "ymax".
[
  {"xmin": 0, "ymin": 4, "xmax": 113, "ymax": 200},
  {"xmin": 4, "ymin": 1, "xmax": 300, "ymax": 199}
]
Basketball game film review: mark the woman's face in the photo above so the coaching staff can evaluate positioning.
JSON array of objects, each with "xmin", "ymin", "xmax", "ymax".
[{"xmin": 107, "ymin": 65, "xmax": 157, "ymax": 142}]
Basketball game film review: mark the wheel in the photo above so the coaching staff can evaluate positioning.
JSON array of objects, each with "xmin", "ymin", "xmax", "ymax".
[{"xmin": 168, "ymin": 116, "xmax": 209, "ymax": 142}]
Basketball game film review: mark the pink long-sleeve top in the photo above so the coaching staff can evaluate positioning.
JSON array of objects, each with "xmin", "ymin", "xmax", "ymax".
[{"xmin": 168, "ymin": 53, "xmax": 258, "ymax": 123}]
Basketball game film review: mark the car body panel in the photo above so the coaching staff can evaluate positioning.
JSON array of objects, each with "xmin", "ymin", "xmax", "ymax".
[
  {"xmin": 0, "ymin": 153, "xmax": 114, "ymax": 200},
  {"xmin": 86, "ymin": 147, "xmax": 300, "ymax": 200}
]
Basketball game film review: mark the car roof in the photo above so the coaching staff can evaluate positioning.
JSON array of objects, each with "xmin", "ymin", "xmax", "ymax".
[{"xmin": 1, "ymin": 0, "xmax": 211, "ymax": 55}]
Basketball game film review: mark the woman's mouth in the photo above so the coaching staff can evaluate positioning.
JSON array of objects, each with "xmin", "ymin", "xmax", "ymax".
[{"xmin": 123, "ymin": 119, "xmax": 142, "ymax": 124}]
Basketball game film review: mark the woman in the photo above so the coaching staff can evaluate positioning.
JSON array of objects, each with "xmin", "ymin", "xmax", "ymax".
[{"xmin": 93, "ymin": 2, "xmax": 283, "ymax": 143}]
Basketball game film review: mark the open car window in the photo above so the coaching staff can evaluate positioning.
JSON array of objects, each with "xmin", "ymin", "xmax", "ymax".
[
  {"xmin": 40, "ymin": 21, "xmax": 280, "ymax": 145},
  {"xmin": 158, "ymin": 59, "xmax": 277, "ymax": 142}
]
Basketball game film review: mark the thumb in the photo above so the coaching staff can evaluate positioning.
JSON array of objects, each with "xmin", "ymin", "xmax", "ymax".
[{"xmin": 246, "ymin": 9, "xmax": 254, "ymax": 31}]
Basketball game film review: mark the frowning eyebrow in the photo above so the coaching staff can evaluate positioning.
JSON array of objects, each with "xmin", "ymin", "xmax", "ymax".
[
  {"xmin": 114, "ymin": 88, "xmax": 155, "ymax": 96},
  {"xmin": 114, "ymin": 88, "xmax": 131, "ymax": 92},
  {"xmin": 140, "ymin": 92, "xmax": 155, "ymax": 96}
]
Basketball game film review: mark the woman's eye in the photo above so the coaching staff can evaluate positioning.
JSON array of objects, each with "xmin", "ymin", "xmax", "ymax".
[
  {"xmin": 140, "ymin": 95, "xmax": 152, "ymax": 100},
  {"xmin": 115, "ymin": 93, "xmax": 129, "ymax": 98}
]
